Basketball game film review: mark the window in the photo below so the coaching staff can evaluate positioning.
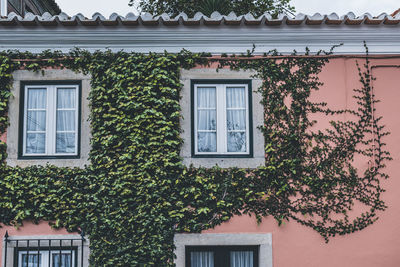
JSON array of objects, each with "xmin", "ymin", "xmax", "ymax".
[
  {"xmin": 186, "ymin": 246, "xmax": 259, "ymax": 267},
  {"xmin": 192, "ymin": 80, "xmax": 252, "ymax": 157},
  {"xmin": 175, "ymin": 233, "xmax": 271, "ymax": 267},
  {"xmin": 19, "ymin": 82, "xmax": 81, "ymax": 158},
  {"xmin": 17, "ymin": 249, "xmax": 76, "ymax": 267},
  {"xmin": 3, "ymin": 233, "xmax": 86, "ymax": 267}
]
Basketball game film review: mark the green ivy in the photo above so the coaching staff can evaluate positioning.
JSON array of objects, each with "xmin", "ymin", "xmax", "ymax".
[{"xmin": 0, "ymin": 45, "xmax": 391, "ymax": 266}]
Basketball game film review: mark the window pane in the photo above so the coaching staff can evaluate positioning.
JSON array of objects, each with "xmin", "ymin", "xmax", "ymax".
[
  {"xmin": 197, "ymin": 87, "xmax": 216, "ymax": 108},
  {"xmin": 197, "ymin": 87, "xmax": 217, "ymax": 153},
  {"xmin": 227, "ymin": 132, "xmax": 246, "ymax": 152},
  {"xmin": 53, "ymin": 253, "xmax": 72, "ymax": 267},
  {"xmin": 27, "ymin": 111, "xmax": 46, "ymax": 131},
  {"xmin": 21, "ymin": 254, "xmax": 42, "ymax": 267},
  {"xmin": 227, "ymin": 110, "xmax": 246, "ymax": 131},
  {"xmin": 57, "ymin": 88, "xmax": 76, "ymax": 109},
  {"xmin": 198, "ymin": 132, "xmax": 217, "ymax": 152},
  {"xmin": 57, "ymin": 111, "xmax": 76, "ymax": 131},
  {"xmin": 230, "ymin": 251, "xmax": 254, "ymax": 267},
  {"xmin": 26, "ymin": 133, "xmax": 46, "ymax": 154},
  {"xmin": 191, "ymin": 251, "xmax": 214, "ymax": 267},
  {"xmin": 27, "ymin": 88, "xmax": 46, "ymax": 109},
  {"xmin": 226, "ymin": 87, "xmax": 245, "ymax": 108},
  {"xmin": 198, "ymin": 110, "xmax": 216, "ymax": 131},
  {"xmin": 56, "ymin": 133, "xmax": 76, "ymax": 154}
]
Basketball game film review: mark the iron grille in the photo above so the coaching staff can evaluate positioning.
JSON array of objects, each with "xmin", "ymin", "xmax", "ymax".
[{"xmin": 3, "ymin": 231, "xmax": 86, "ymax": 267}]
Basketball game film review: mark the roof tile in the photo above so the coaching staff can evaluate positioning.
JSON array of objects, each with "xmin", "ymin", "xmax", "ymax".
[{"xmin": 1, "ymin": 11, "xmax": 400, "ymax": 27}]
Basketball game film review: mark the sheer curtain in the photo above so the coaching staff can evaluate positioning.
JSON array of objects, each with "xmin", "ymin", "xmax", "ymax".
[
  {"xmin": 197, "ymin": 87, "xmax": 217, "ymax": 152},
  {"xmin": 191, "ymin": 251, "xmax": 214, "ymax": 267},
  {"xmin": 22, "ymin": 254, "xmax": 41, "ymax": 267},
  {"xmin": 53, "ymin": 253, "xmax": 72, "ymax": 267},
  {"xmin": 230, "ymin": 251, "xmax": 254, "ymax": 267},
  {"xmin": 26, "ymin": 88, "xmax": 47, "ymax": 154},
  {"xmin": 56, "ymin": 88, "xmax": 76, "ymax": 154},
  {"xmin": 226, "ymin": 87, "xmax": 246, "ymax": 152}
]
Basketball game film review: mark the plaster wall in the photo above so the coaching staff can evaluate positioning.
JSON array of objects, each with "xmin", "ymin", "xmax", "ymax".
[
  {"xmin": 1, "ymin": 58, "xmax": 400, "ymax": 267},
  {"xmin": 203, "ymin": 57, "xmax": 400, "ymax": 267}
]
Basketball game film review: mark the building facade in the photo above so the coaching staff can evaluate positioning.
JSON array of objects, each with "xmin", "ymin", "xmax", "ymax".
[{"xmin": 0, "ymin": 11, "xmax": 400, "ymax": 267}]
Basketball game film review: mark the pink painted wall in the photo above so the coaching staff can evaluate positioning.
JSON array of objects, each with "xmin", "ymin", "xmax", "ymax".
[
  {"xmin": 205, "ymin": 57, "xmax": 400, "ymax": 267},
  {"xmin": 0, "ymin": 132, "xmax": 5, "ymax": 143},
  {"xmin": 1, "ymin": 57, "xmax": 400, "ymax": 266},
  {"xmin": 0, "ymin": 222, "xmax": 76, "ymax": 265}
]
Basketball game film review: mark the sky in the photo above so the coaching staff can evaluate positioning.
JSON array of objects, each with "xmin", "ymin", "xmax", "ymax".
[{"xmin": 56, "ymin": 0, "xmax": 400, "ymax": 18}]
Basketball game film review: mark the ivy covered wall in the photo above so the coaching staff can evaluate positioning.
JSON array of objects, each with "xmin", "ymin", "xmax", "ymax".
[{"xmin": 0, "ymin": 47, "xmax": 391, "ymax": 266}]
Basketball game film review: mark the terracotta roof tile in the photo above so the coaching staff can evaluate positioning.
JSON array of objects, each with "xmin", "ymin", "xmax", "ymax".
[
  {"xmin": 391, "ymin": 8, "xmax": 400, "ymax": 17},
  {"xmin": 1, "ymin": 11, "xmax": 400, "ymax": 27}
]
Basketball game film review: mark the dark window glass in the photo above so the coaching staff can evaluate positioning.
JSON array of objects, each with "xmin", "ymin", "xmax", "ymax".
[
  {"xmin": 186, "ymin": 246, "xmax": 259, "ymax": 267},
  {"xmin": 52, "ymin": 253, "xmax": 72, "ymax": 267},
  {"xmin": 21, "ymin": 254, "xmax": 41, "ymax": 267}
]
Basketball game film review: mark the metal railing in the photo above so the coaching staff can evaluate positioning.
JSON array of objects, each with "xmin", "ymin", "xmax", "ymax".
[{"xmin": 3, "ymin": 230, "xmax": 86, "ymax": 267}]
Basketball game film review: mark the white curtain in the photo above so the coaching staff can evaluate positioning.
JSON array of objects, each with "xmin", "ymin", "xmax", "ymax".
[
  {"xmin": 226, "ymin": 87, "xmax": 246, "ymax": 152},
  {"xmin": 53, "ymin": 253, "xmax": 72, "ymax": 267},
  {"xmin": 191, "ymin": 251, "xmax": 214, "ymax": 267},
  {"xmin": 56, "ymin": 88, "xmax": 76, "ymax": 153},
  {"xmin": 26, "ymin": 88, "xmax": 47, "ymax": 154},
  {"xmin": 28, "ymin": 88, "xmax": 46, "ymax": 109},
  {"xmin": 22, "ymin": 254, "xmax": 41, "ymax": 267},
  {"xmin": 57, "ymin": 88, "xmax": 76, "ymax": 109},
  {"xmin": 230, "ymin": 251, "xmax": 254, "ymax": 267},
  {"xmin": 197, "ymin": 87, "xmax": 217, "ymax": 152}
]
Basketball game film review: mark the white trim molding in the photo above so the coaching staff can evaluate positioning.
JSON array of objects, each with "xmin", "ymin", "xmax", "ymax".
[
  {"xmin": 0, "ymin": 24, "xmax": 400, "ymax": 54},
  {"xmin": 1, "ymin": 12, "xmax": 400, "ymax": 54},
  {"xmin": 174, "ymin": 233, "xmax": 273, "ymax": 267}
]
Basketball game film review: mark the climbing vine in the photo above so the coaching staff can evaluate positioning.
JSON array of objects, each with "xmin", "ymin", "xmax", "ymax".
[{"xmin": 0, "ymin": 45, "xmax": 391, "ymax": 266}]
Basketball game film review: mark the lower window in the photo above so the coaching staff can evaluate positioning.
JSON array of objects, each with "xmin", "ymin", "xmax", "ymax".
[
  {"xmin": 3, "ymin": 234, "xmax": 86, "ymax": 267},
  {"xmin": 17, "ymin": 249, "xmax": 76, "ymax": 267},
  {"xmin": 186, "ymin": 246, "xmax": 259, "ymax": 267}
]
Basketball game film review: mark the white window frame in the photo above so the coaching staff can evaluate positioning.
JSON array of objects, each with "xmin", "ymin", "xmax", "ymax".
[
  {"xmin": 22, "ymin": 84, "xmax": 79, "ymax": 157},
  {"xmin": 18, "ymin": 250, "xmax": 76, "ymax": 267},
  {"xmin": 193, "ymin": 83, "xmax": 250, "ymax": 156}
]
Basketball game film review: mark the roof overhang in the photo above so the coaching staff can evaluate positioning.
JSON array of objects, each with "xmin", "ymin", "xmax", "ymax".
[{"xmin": 0, "ymin": 12, "xmax": 400, "ymax": 54}]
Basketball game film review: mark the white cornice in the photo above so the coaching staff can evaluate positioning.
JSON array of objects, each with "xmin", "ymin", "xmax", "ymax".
[{"xmin": 0, "ymin": 24, "xmax": 399, "ymax": 54}]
